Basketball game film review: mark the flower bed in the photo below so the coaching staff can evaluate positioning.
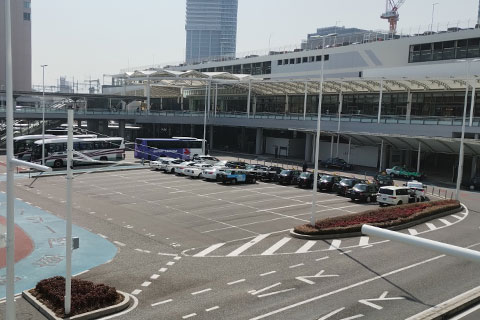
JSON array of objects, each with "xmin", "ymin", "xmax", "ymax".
[
  {"xmin": 30, "ymin": 276, "xmax": 123, "ymax": 318},
  {"xmin": 294, "ymin": 200, "xmax": 461, "ymax": 236}
]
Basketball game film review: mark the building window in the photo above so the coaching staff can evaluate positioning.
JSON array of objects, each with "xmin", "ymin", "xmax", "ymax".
[
  {"xmin": 324, "ymin": 54, "xmax": 330, "ymax": 61},
  {"xmin": 409, "ymin": 37, "xmax": 480, "ymax": 63},
  {"xmin": 23, "ymin": 12, "xmax": 31, "ymax": 21},
  {"xmin": 278, "ymin": 60, "xmax": 283, "ymax": 66},
  {"xmin": 316, "ymin": 55, "xmax": 322, "ymax": 62},
  {"xmin": 284, "ymin": 59, "xmax": 289, "ymax": 65},
  {"xmin": 289, "ymin": 58, "xmax": 295, "ymax": 64},
  {"xmin": 24, "ymin": 1, "xmax": 30, "ymax": 9},
  {"xmin": 309, "ymin": 56, "xmax": 315, "ymax": 62},
  {"xmin": 302, "ymin": 57, "xmax": 308, "ymax": 63},
  {"xmin": 296, "ymin": 58, "xmax": 301, "ymax": 64}
]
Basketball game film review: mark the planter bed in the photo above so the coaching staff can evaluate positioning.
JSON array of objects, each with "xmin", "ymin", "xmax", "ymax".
[
  {"xmin": 28, "ymin": 276, "xmax": 124, "ymax": 319},
  {"xmin": 294, "ymin": 200, "xmax": 461, "ymax": 237}
]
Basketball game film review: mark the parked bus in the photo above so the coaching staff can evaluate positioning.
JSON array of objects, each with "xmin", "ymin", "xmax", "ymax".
[
  {"xmin": 14, "ymin": 134, "xmax": 97, "ymax": 161},
  {"xmin": 31, "ymin": 137, "xmax": 124, "ymax": 168},
  {"xmin": 134, "ymin": 137, "xmax": 205, "ymax": 161}
]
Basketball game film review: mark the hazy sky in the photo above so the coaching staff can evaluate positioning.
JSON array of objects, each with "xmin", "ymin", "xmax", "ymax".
[{"xmin": 32, "ymin": 0, "xmax": 477, "ymax": 87}]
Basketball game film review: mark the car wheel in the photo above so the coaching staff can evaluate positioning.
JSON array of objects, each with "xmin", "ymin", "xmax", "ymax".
[
  {"xmin": 397, "ymin": 200, "xmax": 403, "ymax": 205},
  {"xmin": 231, "ymin": 179, "xmax": 237, "ymax": 185},
  {"xmin": 366, "ymin": 196, "xmax": 371, "ymax": 203},
  {"xmin": 170, "ymin": 168, "xmax": 175, "ymax": 174},
  {"xmin": 197, "ymin": 173, "xmax": 202, "ymax": 179},
  {"xmin": 251, "ymin": 178, "xmax": 256, "ymax": 184},
  {"xmin": 53, "ymin": 159, "xmax": 63, "ymax": 168}
]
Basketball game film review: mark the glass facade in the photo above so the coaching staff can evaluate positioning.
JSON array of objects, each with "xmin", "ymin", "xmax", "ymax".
[
  {"xmin": 409, "ymin": 37, "xmax": 480, "ymax": 63},
  {"xmin": 185, "ymin": 0, "xmax": 238, "ymax": 63}
]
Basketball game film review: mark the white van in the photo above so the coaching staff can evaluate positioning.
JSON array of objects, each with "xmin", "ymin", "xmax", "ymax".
[{"xmin": 377, "ymin": 186, "xmax": 411, "ymax": 206}]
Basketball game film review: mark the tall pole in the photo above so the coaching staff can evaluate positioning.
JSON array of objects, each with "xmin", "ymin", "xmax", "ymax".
[
  {"xmin": 470, "ymin": 81, "xmax": 476, "ymax": 127},
  {"xmin": 431, "ymin": 3, "xmax": 439, "ymax": 34},
  {"xmin": 5, "ymin": 0, "xmax": 16, "ymax": 318},
  {"xmin": 379, "ymin": 140, "xmax": 384, "ymax": 172},
  {"xmin": 65, "ymin": 103, "xmax": 74, "ymax": 315},
  {"xmin": 377, "ymin": 79, "xmax": 383, "ymax": 123},
  {"xmin": 247, "ymin": 80, "xmax": 252, "ymax": 118},
  {"xmin": 303, "ymin": 82, "xmax": 308, "ymax": 120},
  {"xmin": 336, "ymin": 83, "xmax": 343, "ymax": 157},
  {"xmin": 41, "ymin": 65, "xmax": 48, "ymax": 165},
  {"xmin": 202, "ymin": 82, "xmax": 209, "ymax": 155},
  {"xmin": 456, "ymin": 83, "xmax": 469, "ymax": 200},
  {"xmin": 417, "ymin": 142, "xmax": 422, "ymax": 173}
]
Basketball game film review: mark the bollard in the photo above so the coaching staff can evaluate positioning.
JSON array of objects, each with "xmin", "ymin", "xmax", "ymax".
[
  {"xmin": 432, "ymin": 186, "xmax": 435, "ymax": 195},
  {"xmin": 438, "ymin": 188, "xmax": 441, "ymax": 196},
  {"xmin": 445, "ymin": 189, "xmax": 447, "ymax": 199}
]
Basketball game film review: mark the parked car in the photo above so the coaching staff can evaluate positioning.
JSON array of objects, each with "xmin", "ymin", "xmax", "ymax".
[
  {"xmin": 217, "ymin": 169, "xmax": 256, "ymax": 184},
  {"xmin": 334, "ymin": 178, "xmax": 366, "ymax": 196},
  {"xmin": 202, "ymin": 167, "xmax": 226, "ymax": 181},
  {"xmin": 192, "ymin": 155, "xmax": 220, "ymax": 165},
  {"xmin": 277, "ymin": 170, "xmax": 302, "ymax": 185},
  {"xmin": 163, "ymin": 159, "xmax": 184, "ymax": 173},
  {"xmin": 386, "ymin": 166, "xmax": 424, "ymax": 180},
  {"xmin": 297, "ymin": 172, "xmax": 317, "ymax": 189},
  {"xmin": 225, "ymin": 161, "xmax": 247, "ymax": 169},
  {"xmin": 246, "ymin": 164, "xmax": 268, "ymax": 177},
  {"xmin": 346, "ymin": 183, "xmax": 378, "ymax": 202},
  {"xmin": 321, "ymin": 158, "xmax": 353, "ymax": 170},
  {"xmin": 469, "ymin": 176, "xmax": 480, "ymax": 190},
  {"xmin": 317, "ymin": 175, "xmax": 343, "ymax": 192},
  {"xmin": 174, "ymin": 161, "xmax": 196, "ymax": 175},
  {"xmin": 259, "ymin": 166, "xmax": 284, "ymax": 182},
  {"xmin": 405, "ymin": 180, "xmax": 427, "ymax": 201},
  {"xmin": 374, "ymin": 174, "xmax": 394, "ymax": 187},
  {"xmin": 184, "ymin": 163, "xmax": 212, "ymax": 178},
  {"xmin": 377, "ymin": 186, "xmax": 411, "ymax": 206}
]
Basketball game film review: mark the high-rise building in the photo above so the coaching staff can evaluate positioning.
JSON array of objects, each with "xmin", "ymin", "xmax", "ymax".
[
  {"xmin": 185, "ymin": 0, "xmax": 238, "ymax": 64},
  {"xmin": 0, "ymin": 0, "xmax": 32, "ymax": 91}
]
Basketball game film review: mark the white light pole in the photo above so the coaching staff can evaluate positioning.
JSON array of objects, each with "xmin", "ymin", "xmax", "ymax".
[
  {"xmin": 202, "ymin": 80, "xmax": 211, "ymax": 155},
  {"xmin": 41, "ymin": 65, "xmax": 48, "ymax": 165},
  {"xmin": 311, "ymin": 33, "xmax": 336, "ymax": 226},
  {"xmin": 431, "ymin": 3, "xmax": 439, "ymax": 34}
]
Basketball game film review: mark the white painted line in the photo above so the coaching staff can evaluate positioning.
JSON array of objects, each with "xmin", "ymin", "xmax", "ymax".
[
  {"xmin": 451, "ymin": 214, "xmax": 463, "ymax": 220},
  {"xmin": 141, "ymin": 281, "xmax": 151, "ymax": 287},
  {"xmin": 98, "ymin": 234, "xmax": 108, "ymax": 239},
  {"xmin": 182, "ymin": 313, "xmax": 197, "ymax": 319},
  {"xmin": 426, "ymin": 223, "xmax": 437, "ymax": 231},
  {"xmin": 194, "ymin": 243, "xmax": 226, "ymax": 257},
  {"xmin": 174, "ymin": 256, "xmax": 182, "ymax": 260},
  {"xmin": 166, "ymin": 261, "xmax": 175, "ymax": 266},
  {"xmin": 316, "ymin": 256, "xmax": 330, "ymax": 261},
  {"xmin": 131, "ymin": 289, "xmax": 142, "ymax": 295},
  {"xmin": 206, "ymin": 306, "xmax": 220, "ymax": 312},
  {"xmin": 359, "ymin": 236, "xmax": 369, "ymax": 247},
  {"xmin": 257, "ymin": 288, "xmax": 295, "ymax": 298},
  {"xmin": 150, "ymin": 274, "xmax": 160, "ymax": 280},
  {"xmin": 250, "ymin": 282, "xmax": 282, "ymax": 296},
  {"xmin": 328, "ymin": 240, "xmax": 341, "ymax": 251},
  {"xmin": 260, "ymin": 271, "xmax": 277, "ymax": 277},
  {"xmin": 408, "ymin": 228, "xmax": 418, "ymax": 235},
  {"xmin": 289, "ymin": 263, "xmax": 304, "ymax": 269},
  {"xmin": 191, "ymin": 288, "xmax": 212, "ymax": 295},
  {"xmin": 439, "ymin": 218, "xmax": 452, "ymax": 226},
  {"xmin": 227, "ymin": 234, "xmax": 270, "ymax": 257},
  {"xmin": 158, "ymin": 252, "xmax": 178, "ymax": 257},
  {"xmin": 228, "ymin": 279, "xmax": 246, "ymax": 285},
  {"xmin": 339, "ymin": 250, "xmax": 352, "ymax": 255},
  {"xmin": 134, "ymin": 248, "xmax": 143, "ymax": 253},
  {"xmin": 295, "ymin": 241, "xmax": 317, "ymax": 253},
  {"xmin": 318, "ymin": 307, "xmax": 345, "ymax": 320},
  {"xmin": 151, "ymin": 299, "xmax": 172, "ymax": 307},
  {"xmin": 159, "ymin": 268, "xmax": 168, "ymax": 273},
  {"xmin": 144, "ymin": 250, "xmax": 151, "ymax": 254},
  {"xmin": 73, "ymin": 270, "xmax": 90, "ymax": 277},
  {"xmin": 261, "ymin": 237, "xmax": 291, "ymax": 255},
  {"xmin": 113, "ymin": 241, "xmax": 126, "ymax": 247},
  {"xmin": 362, "ymin": 245, "xmax": 373, "ymax": 249}
]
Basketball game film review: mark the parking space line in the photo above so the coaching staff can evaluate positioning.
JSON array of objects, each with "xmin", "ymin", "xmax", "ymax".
[
  {"xmin": 206, "ymin": 306, "xmax": 220, "ymax": 312},
  {"xmin": 260, "ymin": 271, "xmax": 277, "ymax": 277},
  {"xmin": 228, "ymin": 279, "xmax": 246, "ymax": 285},
  {"xmin": 328, "ymin": 240, "xmax": 342, "ymax": 250},
  {"xmin": 261, "ymin": 237, "xmax": 291, "ymax": 255},
  {"xmin": 408, "ymin": 228, "xmax": 418, "ymax": 235},
  {"xmin": 439, "ymin": 218, "xmax": 452, "ymax": 226},
  {"xmin": 191, "ymin": 288, "xmax": 212, "ymax": 295},
  {"xmin": 289, "ymin": 263, "xmax": 304, "ymax": 269},
  {"xmin": 182, "ymin": 313, "xmax": 197, "ymax": 319},
  {"xmin": 296, "ymin": 241, "xmax": 317, "ymax": 254},
  {"xmin": 426, "ymin": 223, "xmax": 437, "ymax": 231},
  {"xmin": 226, "ymin": 234, "xmax": 270, "ymax": 257},
  {"xmin": 131, "ymin": 289, "xmax": 142, "ymax": 295},
  {"xmin": 151, "ymin": 299, "xmax": 172, "ymax": 307},
  {"xmin": 359, "ymin": 236, "xmax": 369, "ymax": 247}
]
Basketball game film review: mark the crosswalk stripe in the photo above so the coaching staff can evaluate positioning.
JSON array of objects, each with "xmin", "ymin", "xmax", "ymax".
[
  {"xmin": 408, "ymin": 228, "xmax": 418, "ymax": 235},
  {"xmin": 439, "ymin": 218, "xmax": 452, "ymax": 226},
  {"xmin": 451, "ymin": 214, "xmax": 462, "ymax": 220},
  {"xmin": 328, "ymin": 240, "xmax": 341, "ymax": 250},
  {"xmin": 359, "ymin": 236, "xmax": 369, "ymax": 247},
  {"xmin": 426, "ymin": 223, "xmax": 437, "ymax": 231},
  {"xmin": 194, "ymin": 243, "xmax": 225, "ymax": 257},
  {"xmin": 295, "ymin": 240, "xmax": 317, "ymax": 253},
  {"xmin": 227, "ymin": 234, "xmax": 270, "ymax": 257},
  {"xmin": 261, "ymin": 237, "xmax": 291, "ymax": 255}
]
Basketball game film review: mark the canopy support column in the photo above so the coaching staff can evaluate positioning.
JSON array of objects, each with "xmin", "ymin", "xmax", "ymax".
[
  {"xmin": 377, "ymin": 79, "xmax": 383, "ymax": 124},
  {"xmin": 470, "ymin": 82, "xmax": 476, "ymax": 127},
  {"xmin": 303, "ymin": 82, "xmax": 308, "ymax": 120},
  {"xmin": 347, "ymin": 138, "xmax": 352, "ymax": 164},
  {"xmin": 417, "ymin": 142, "xmax": 422, "ymax": 173},
  {"xmin": 247, "ymin": 80, "xmax": 252, "ymax": 118},
  {"xmin": 379, "ymin": 140, "xmax": 384, "ymax": 172}
]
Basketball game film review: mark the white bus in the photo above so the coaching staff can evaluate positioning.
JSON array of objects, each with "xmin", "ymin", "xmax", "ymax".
[{"xmin": 31, "ymin": 137, "xmax": 125, "ymax": 168}]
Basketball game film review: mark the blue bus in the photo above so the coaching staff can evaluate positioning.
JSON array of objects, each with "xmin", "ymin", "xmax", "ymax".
[{"xmin": 135, "ymin": 137, "xmax": 205, "ymax": 161}]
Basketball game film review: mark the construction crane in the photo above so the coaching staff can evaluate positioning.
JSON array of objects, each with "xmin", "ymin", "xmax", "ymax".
[{"xmin": 381, "ymin": 0, "xmax": 407, "ymax": 34}]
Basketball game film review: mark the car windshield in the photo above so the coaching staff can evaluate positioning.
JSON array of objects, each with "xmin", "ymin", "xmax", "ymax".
[
  {"xmin": 280, "ymin": 170, "xmax": 290, "ymax": 175},
  {"xmin": 340, "ymin": 179, "xmax": 354, "ymax": 187},
  {"xmin": 353, "ymin": 184, "xmax": 368, "ymax": 191},
  {"xmin": 379, "ymin": 188, "xmax": 394, "ymax": 195},
  {"xmin": 300, "ymin": 172, "xmax": 310, "ymax": 178},
  {"xmin": 376, "ymin": 175, "xmax": 391, "ymax": 181},
  {"xmin": 321, "ymin": 176, "xmax": 333, "ymax": 182}
]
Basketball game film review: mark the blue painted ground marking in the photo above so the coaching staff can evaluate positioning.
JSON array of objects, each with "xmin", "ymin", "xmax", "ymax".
[{"xmin": 0, "ymin": 192, "xmax": 117, "ymax": 298}]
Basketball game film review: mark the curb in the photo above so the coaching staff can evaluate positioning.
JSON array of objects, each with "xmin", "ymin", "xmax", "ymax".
[
  {"xmin": 22, "ymin": 290, "xmax": 130, "ymax": 320},
  {"xmin": 290, "ymin": 206, "xmax": 463, "ymax": 240},
  {"xmin": 405, "ymin": 285, "xmax": 480, "ymax": 320}
]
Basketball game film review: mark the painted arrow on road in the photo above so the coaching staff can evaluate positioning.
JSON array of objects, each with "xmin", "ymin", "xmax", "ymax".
[
  {"xmin": 248, "ymin": 282, "xmax": 296, "ymax": 298},
  {"xmin": 358, "ymin": 291, "xmax": 405, "ymax": 310},
  {"xmin": 296, "ymin": 270, "xmax": 339, "ymax": 285}
]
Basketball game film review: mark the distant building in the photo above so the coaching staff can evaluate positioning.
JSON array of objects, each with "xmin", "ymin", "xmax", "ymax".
[
  {"xmin": 185, "ymin": 0, "xmax": 238, "ymax": 64},
  {"xmin": 0, "ymin": 0, "xmax": 32, "ymax": 91},
  {"xmin": 301, "ymin": 26, "xmax": 371, "ymax": 50}
]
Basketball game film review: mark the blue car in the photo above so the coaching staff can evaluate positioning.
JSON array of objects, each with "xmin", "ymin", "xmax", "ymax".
[{"xmin": 217, "ymin": 169, "xmax": 256, "ymax": 185}]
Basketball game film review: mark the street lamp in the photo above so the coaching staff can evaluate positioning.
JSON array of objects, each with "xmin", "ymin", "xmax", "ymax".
[
  {"xmin": 456, "ymin": 58, "xmax": 480, "ymax": 200},
  {"xmin": 310, "ymin": 33, "xmax": 337, "ymax": 226},
  {"xmin": 41, "ymin": 65, "xmax": 48, "ymax": 165},
  {"xmin": 431, "ymin": 3, "xmax": 439, "ymax": 34}
]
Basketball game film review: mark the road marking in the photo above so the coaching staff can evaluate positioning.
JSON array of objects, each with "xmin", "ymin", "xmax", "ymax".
[
  {"xmin": 206, "ymin": 306, "xmax": 220, "ymax": 312},
  {"xmin": 98, "ymin": 234, "xmax": 108, "ymax": 239},
  {"xmin": 296, "ymin": 270, "xmax": 339, "ymax": 285},
  {"xmin": 359, "ymin": 236, "xmax": 369, "ymax": 247},
  {"xmin": 261, "ymin": 237, "xmax": 291, "ymax": 255},
  {"xmin": 339, "ymin": 250, "xmax": 352, "ymax": 255},
  {"xmin": 289, "ymin": 263, "xmax": 304, "ymax": 269},
  {"xmin": 150, "ymin": 274, "xmax": 160, "ymax": 280},
  {"xmin": 151, "ymin": 299, "xmax": 172, "ymax": 307},
  {"xmin": 174, "ymin": 256, "xmax": 182, "ymax": 260},
  {"xmin": 182, "ymin": 313, "xmax": 197, "ymax": 319},
  {"xmin": 257, "ymin": 288, "xmax": 296, "ymax": 298},
  {"xmin": 73, "ymin": 270, "xmax": 90, "ymax": 277},
  {"xmin": 227, "ymin": 234, "xmax": 270, "ymax": 257},
  {"xmin": 228, "ymin": 279, "xmax": 246, "ymax": 285},
  {"xmin": 113, "ymin": 241, "xmax": 126, "ymax": 247},
  {"xmin": 426, "ymin": 223, "xmax": 437, "ymax": 231},
  {"xmin": 194, "ymin": 243, "xmax": 226, "ymax": 257},
  {"xmin": 166, "ymin": 261, "xmax": 175, "ymax": 266},
  {"xmin": 249, "ymin": 255, "xmax": 444, "ymax": 320},
  {"xmin": 408, "ymin": 228, "xmax": 418, "ymax": 235},
  {"xmin": 192, "ymin": 288, "xmax": 212, "ymax": 295},
  {"xmin": 249, "ymin": 282, "xmax": 282, "ymax": 296},
  {"xmin": 328, "ymin": 240, "xmax": 341, "ymax": 250},
  {"xmin": 159, "ymin": 268, "xmax": 168, "ymax": 273},
  {"xmin": 316, "ymin": 256, "xmax": 329, "ymax": 261},
  {"xmin": 141, "ymin": 281, "xmax": 151, "ymax": 287},
  {"xmin": 439, "ymin": 218, "xmax": 452, "ymax": 226},
  {"xmin": 158, "ymin": 252, "xmax": 178, "ymax": 257},
  {"xmin": 260, "ymin": 271, "xmax": 277, "ymax": 277},
  {"xmin": 358, "ymin": 291, "xmax": 405, "ymax": 310},
  {"xmin": 451, "ymin": 214, "xmax": 463, "ymax": 220},
  {"xmin": 295, "ymin": 240, "xmax": 317, "ymax": 253},
  {"xmin": 131, "ymin": 289, "xmax": 142, "ymax": 295}
]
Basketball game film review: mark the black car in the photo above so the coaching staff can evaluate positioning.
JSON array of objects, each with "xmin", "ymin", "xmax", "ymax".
[
  {"xmin": 374, "ymin": 174, "xmax": 394, "ymax": 187},
  {"xmin": 260, "ymin": 166, "xmax": 284, "ymax": 182},
  {"xmin": 317, "ymin": 175, "xmax": 343, "ymax": 192},
  {"xmin": 469, "ymin": 176, "xmax": 480, "ymax": 190},
  {"xmin": 277, "ymin": 170, "xmax": 302, "ymax": 185},
  {"xmin": 321, "ymin": 158, "xmax": 353, "ymax": 171},
  {"xmin": 297, "ymin": 172, "xmax": 317, "ymax": 189},
  {"xmin": 346, "ymin": 183, "xmax": 378, "ymax": 202},
  {"xmin": 334, "ymin": 178, "xmax": 366, "ymax": 196},
  {"xmin": 225, "ymin": 161, "xmax": 247, "ymax": 169}
]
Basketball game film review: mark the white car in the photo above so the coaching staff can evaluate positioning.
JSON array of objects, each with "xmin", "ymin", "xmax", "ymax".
[
  {"xmin": 163, "ymin": 159, "xmax": 184, "ymax": 173},
  {"xmin": 150, "ymin": 157, "xmax": 175, "ymax": 171},
  {"xmin": 184, "ymin": 163, "xmax": 212, "ymax": 178},
  {"xmin": 174, "ymin": 161, "xmax": 196, "ymax": 175},
  {"xmin": 202, "ymin": 167, "xmax": 226, "ymax": 181},
  {"xmin": 192, "ymin": 155, "xmax": 220, "ymax": 165},
  {"xmin": 377, "ymin": 186, "xmax": 411, "ymax": 206},
  {"xmin": 406, "ymin": 180, "xmax": 427, "ymax": 201}
]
